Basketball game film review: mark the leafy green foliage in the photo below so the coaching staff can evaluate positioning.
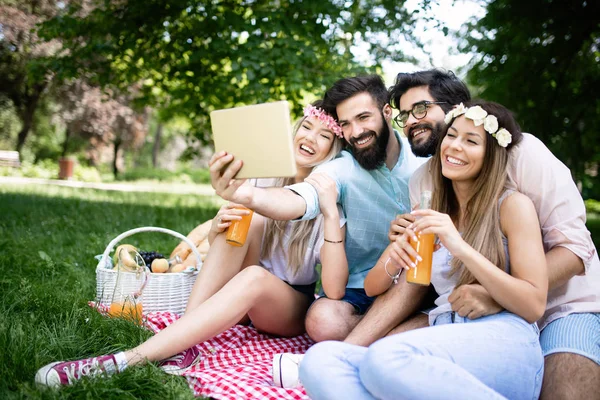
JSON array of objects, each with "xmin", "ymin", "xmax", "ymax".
[
  {"xmin": 460, "ymin": 0, "xmax": 600, "ymax": 194},
  {"xmin": 586, "ymin": 199, "xmax": 600, "ymax": 214},
  {"xmin": 0, "ymin": 183, "xmax": 218, "ymax": 398},
  {"xmin": 41, "ymin": 0, "xmax": 421, "ymax": 143}
]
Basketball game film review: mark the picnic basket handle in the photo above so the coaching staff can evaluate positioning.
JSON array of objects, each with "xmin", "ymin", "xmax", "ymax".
[{"xmin": 99, "ymin": 227, "xmax": 203, "ymax": 272}]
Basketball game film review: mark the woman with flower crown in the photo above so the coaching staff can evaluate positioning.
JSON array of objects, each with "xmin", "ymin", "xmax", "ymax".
[
  {"xmin": 299, "ymin": 100, "xmax": 548, "ymax": 400},
  {"xmin": 35, "ymin": 100, "xmax": 348, "ymax": 387}
]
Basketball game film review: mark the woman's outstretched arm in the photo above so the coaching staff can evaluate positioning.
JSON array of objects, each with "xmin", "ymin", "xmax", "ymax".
[{"xmin": 305, "ymin": 173, "xmax": 348, "ymax": 299}]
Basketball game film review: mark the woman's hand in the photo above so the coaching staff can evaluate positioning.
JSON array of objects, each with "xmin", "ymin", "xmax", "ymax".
[
  {"xmin": 210, "ymin": 203, "xmax": 251, "ymax": 236},
  {"xmin": 386, "ymin": 230, "xmax": 421, "ymax": 272},
  {"xmin": 209, "ymin": 151, "xmax": 251, "ymax": 203},
  {"xmin": 304, "ymin": 173, "xmax": 338, "ymax": 219},
  {"xmin": 410, "ymin": 209, "xmax": 466, "ymax": 257},
  {"xmin": 388, "ymin": 213, "xmax": 416, "ymax": 243}
]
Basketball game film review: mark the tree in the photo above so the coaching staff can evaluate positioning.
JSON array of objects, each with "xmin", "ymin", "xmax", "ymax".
[
  {"xmin": 56, "ymin": 78, "xmax": 148, "ymax": 176},
  {"xmin": 0, "ymin": 0, "xmax": 59, "ymax": 153},
  {"xmin": 459, "ymin": 0, "xmax": 600, "ymax": 194},
  {"xmin": 40, "ymin": 0, "xmax": 426, "ymax": 144}
]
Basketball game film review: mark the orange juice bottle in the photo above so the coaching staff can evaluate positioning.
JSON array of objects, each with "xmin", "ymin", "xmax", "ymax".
[
  {"xmin": 226, "ymin": 207, "xmax": 254, "ymax": 247},
  {"xmin": 406, "ymin": 191, "xmax": 435, "ymax": 286},
  {"xmin": 108, "ymin": 298, "xmax": 143, "ymax": 324}
]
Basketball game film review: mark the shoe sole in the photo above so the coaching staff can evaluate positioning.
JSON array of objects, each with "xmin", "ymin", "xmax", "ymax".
[
  {"xmin": 35, "ymin": 361, "xmax": 64, "ymax": 387},
  {"xmin": 273, "ymin": 354, "xmax": 283, "ymax": 387}
]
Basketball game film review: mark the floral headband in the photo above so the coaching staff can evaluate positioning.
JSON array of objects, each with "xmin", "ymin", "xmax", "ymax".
[
  {"xmin": 444, "ymin": 103, "xmax": 512, "ymax": 148},
  {"xmin": 303, "ymin": 104, "xmax": 343, "ymax": 138}
]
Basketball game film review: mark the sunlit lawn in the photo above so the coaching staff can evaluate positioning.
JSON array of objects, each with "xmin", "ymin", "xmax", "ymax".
[
  {"xmin": 1, "ymin": 182, "xmax": 598, "ymax": 399},
  {"xmin": 0, "ymin": 183, "xmax": 219, "ymax": 399}
]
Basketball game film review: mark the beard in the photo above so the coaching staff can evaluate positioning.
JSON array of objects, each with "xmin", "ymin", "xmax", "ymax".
[
  {"xmin": 349, "ymin": 116, "xmax": 390, "ymax": 170},
  {"xmin": 407, "ymin": 121, "xmax": 445, "ymax": 157}
]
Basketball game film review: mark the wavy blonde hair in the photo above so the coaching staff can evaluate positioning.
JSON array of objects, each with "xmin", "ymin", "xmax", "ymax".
[
  {"xmin": 261, "ymin": 103, "xmax": 343, "ymax": 276},
  {"xmin": 430, "ymin": 100, "xmax": 523, "ymax": 287}
]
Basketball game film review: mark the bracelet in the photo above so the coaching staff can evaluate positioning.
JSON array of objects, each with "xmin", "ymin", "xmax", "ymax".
[
  {"xmin": 384, "ymin": 257, "xmax": 402, "ymax": 284},
  {"xmin": 324, "ymin": 238, "xmax": 343, "ymax": 244}
]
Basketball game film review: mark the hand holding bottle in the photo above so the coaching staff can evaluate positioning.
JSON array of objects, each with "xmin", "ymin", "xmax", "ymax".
[
  {"xmin": 388, "ymin": 212, "xmax": 416, "ymax": 243},
  {"xmin": 409, "ymin": 209, "xmax": 466, "ymax": 258},
  {"xmin": 211, "ymin": 203, "xmax": 252, "ymax": 236}
]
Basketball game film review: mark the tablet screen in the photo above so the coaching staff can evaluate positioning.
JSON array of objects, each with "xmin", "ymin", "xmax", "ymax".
[{"xmin": 210, "ymin": 101, "xmax": 297, "ymax": 179}]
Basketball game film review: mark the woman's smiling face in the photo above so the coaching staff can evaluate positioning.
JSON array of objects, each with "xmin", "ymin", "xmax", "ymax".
[
  {"xmin": 440, "ymin": 115, "xmax": 487, "ymax": 184},
  {"xmin": 293, "ymin": 116, "xmax": 336, "ymax": 167}
]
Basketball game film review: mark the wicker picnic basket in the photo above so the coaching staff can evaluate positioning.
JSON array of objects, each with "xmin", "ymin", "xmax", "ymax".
[{"xmin": 96, "ymin": 227, "xmax": 203, "ymax": 315}]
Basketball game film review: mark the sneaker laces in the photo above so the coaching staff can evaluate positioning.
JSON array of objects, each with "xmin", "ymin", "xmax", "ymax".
[{"xmin": 63, "ymin": 356, "xmax": 116, "ymax": 384}]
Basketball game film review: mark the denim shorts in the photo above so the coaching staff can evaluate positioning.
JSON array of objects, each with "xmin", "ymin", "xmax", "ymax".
[
  {"xmin": 540, "ymin": 312, "xmax": 600, "ymax": 365},
  {"xmin": 321, "ymin": 288, "xmax": 375, "ymax": 315},
  {"xmin": 286, "ymin": 281, "xmax": 317, "ymax": 304}
]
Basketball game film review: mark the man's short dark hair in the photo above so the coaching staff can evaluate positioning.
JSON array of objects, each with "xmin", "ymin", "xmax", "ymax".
[
  {"xmin": 322, "ymin": 75, "xmax": 389, "ymax": 120},
  {"xmin": 389, "ymin": 69, "xmax": 471, "ymax": 113}
]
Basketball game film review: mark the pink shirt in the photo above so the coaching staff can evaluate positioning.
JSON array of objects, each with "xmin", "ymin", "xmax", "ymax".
[{"xmin": 409, "ymin": 133, "xmax": 600, "ymax": 330}]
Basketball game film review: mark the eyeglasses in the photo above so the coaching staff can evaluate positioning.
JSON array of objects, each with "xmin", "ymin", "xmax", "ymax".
[{"xmin": 394, "ymin": 101, "xmax": 448, "ymax": 128}]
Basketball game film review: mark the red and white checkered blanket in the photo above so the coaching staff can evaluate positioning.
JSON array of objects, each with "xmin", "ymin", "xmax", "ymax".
[
  {"xmin": 89, "ymin": 303, "xmax": 313, "ymax": 399},
  {"xmin": 146, "ymin": 312, "xmax": 313, "ymax": 400}
]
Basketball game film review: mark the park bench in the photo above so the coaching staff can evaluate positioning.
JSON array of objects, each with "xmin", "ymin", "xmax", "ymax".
[{"xmin": 0, "ymin": 151, "xmax": 20, "ymax": 167}]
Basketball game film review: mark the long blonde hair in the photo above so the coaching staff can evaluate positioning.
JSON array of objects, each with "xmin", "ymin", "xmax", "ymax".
[
  {"xmin": 430, "ymin": 100, "xmax": 523, "ymax": 287},
  {"xmin": 261, "ymin": 105, "xmax": 344, "ymax": 276}
]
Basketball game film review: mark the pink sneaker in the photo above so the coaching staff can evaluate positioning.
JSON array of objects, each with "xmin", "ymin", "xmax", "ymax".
[
  {"xmin": 35, "ymin": 354, "xmax": 119, "ymax": 387},
  {"xmin": 158, "ymin": 346, "xmax": 202, "ymax": 375}
]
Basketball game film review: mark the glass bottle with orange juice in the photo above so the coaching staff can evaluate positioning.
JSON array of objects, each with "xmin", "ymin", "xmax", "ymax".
[
  {"xmin": 109, "ymin": 248, "xmax": 147, "ymax": 324},
  {"xmin": 108, "ymin": 298, "xmax": 143, "ymax": 324},
  {"xmin": 226, "ymin": 207, "xmax": 254, "ymax": 246},
  {"xmin": 406, "ymin": 191, "xmax": 435, "ymax": 286}
]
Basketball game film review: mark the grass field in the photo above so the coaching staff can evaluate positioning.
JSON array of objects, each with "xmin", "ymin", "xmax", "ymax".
[
  {"xmin": 1, "ymin": 183, "xmax": 599, "ymax": 399},
  {"xmin": 0, "ymin": 183, "xmax": 219, "ymax": 399}
]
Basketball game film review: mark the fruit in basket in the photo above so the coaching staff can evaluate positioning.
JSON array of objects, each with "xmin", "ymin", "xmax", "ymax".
[
  {"xmin": 114, "ymin": 248, "xmax": 143, "ymax": 272},
  {"xmin": 151, "ymin": 258, "xmax": 169, "ymax": 273},
  {"xmin": 169, "ymin": 263, "xmax": 186, "ymax": 273},
  {"xmin": 112, "ymin": 244, "xmax": 138, "ymax": 266},
  {"xmin": 139, "ymin": 251, "xmax": 165, "ymax": 269}
]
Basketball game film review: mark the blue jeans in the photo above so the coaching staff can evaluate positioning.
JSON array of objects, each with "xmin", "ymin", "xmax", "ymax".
[
  {"xmin": 300, "ymin": 311, "xmax": 544, "ymax": 400},
  {"xmin": 318, "ymin": 288, "xmax": 376, "ymax": 315}
]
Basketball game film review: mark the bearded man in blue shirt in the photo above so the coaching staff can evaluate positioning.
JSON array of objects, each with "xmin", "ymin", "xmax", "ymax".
[{"xmin": 210, "ymin": 74, "xmax": 433, "ymax": 343}]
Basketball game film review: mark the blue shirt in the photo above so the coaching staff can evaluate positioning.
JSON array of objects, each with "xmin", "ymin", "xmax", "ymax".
[{"xmin": 287, "ymin": 131, "xmax": 428, "ymax": 288}]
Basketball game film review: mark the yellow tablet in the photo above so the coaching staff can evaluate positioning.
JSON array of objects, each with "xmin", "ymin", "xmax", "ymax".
[{"xmin": 210, "ymin": 101, "xmax": 297, "ymax": 179}]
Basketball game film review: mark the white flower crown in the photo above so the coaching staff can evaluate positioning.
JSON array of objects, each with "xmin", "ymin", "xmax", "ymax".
[{"xmin": 444, "ymin": 103, "xmax": 512, "ymax": 148}]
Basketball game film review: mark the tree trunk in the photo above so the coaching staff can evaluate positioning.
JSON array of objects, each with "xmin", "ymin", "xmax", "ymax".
[
  {"xmin": 15, "ymin": 109, "xmax": 34, "ymax": 154},
  {"xmin": 113, "ymin": 138, "xmax": 122, "ymax": 178},
  {"xmin": 61, "ymin": 128, "xmax": 72, "ymax": 158},
  {"xmin": 14, "ymin": 82, "xmax": 47, "ymax": 154},
  {"xmin": 152, "ymin": 123, "xmax": 163, "ymax": 168}
]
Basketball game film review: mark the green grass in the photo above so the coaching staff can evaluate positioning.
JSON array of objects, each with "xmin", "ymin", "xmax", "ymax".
[
  {"xmin": 1, "ymin": 183, "xmax": 599, "ymax": 399},
  {"xmin": 116, "ymin": 167, "xmax": 211, "ymax": 185},
  {"xmin": 0, "ymin": 183, "xmax": 219, "ymax": 399}
]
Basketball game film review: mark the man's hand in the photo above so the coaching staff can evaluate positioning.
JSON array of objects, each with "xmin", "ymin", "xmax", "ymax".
[
  {"xmin": 209, "ymin": 151, "xmax": 252, "ymax": 204},
  {"xmin": 448, "ymin": 284, "xmax": 504, "ymax": 320},
  {"xmin": 388, "ymin": 213, "xmax": 416, "ymax": 242}
]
